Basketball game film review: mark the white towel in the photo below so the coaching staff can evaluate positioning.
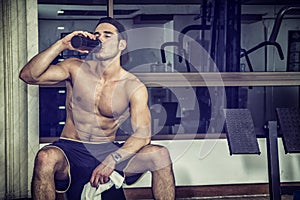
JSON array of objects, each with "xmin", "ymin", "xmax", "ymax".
[{"xmin": 81, "ymin": 171, "xmax": 125, "ymax": 200}]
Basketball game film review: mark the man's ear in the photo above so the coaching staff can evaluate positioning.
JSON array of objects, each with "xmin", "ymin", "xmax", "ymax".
[{"xmin": 119, "ymin": 39, "xmax": 127, "ymax": 51}]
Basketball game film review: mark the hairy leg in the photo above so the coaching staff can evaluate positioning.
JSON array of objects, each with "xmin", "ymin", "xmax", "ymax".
[
  {"xmin": 32, "ymin": 147, "xmax": 69, "ymax": 200},
  {"xmin": 124, "ymin": 144, "xmax": 175, "ymax": 200}
]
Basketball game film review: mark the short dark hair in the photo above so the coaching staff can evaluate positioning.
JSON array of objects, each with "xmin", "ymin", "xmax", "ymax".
[{"xmin": 96, "ymin": 17, "xmax": 127, "ymax": 41}]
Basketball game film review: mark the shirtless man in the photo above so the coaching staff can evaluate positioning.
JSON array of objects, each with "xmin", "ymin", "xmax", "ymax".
[{"xmin": 19, "ymin": 17, "xmax": 175, "ymax": 200}]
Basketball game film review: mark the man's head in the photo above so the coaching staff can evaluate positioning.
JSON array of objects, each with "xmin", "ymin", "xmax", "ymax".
[{"xmin": 94, "ymin": 17, "xmax": 128, "ymax": 64}]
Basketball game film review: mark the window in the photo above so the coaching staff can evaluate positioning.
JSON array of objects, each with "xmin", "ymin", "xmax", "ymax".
[{"xmin": 38, "ymin": 1, "xmax": 300, "ymax": 140}]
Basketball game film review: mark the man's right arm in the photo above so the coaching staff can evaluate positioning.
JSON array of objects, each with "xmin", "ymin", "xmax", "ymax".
[{"xmin": 19, "ymin": 31, "xmax": 95, "ymax": 85}]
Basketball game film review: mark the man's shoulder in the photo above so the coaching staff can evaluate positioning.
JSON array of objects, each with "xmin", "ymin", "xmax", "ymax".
[
  {"xmin": 59, "ymin": 57, "xmax": 84, "ymax": 69},
  {"xmin": 122, "ymin": 72, "xmax": 147, "ymax": 98},
  {"xmin": 123, "ymin": 72, "xmax": 145, "ymax": 88},
  {"xmin": 67, "ymin": 57, "xmax": 84, "ymax": 64},
  {"xmin": 123, "ymin": 72, "xmax": 140, "ymax": 81}
]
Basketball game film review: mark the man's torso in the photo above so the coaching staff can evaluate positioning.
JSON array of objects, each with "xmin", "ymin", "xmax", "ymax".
[{"xmin": 60, "ymin": 60, "xmax": 142, "ymax": 142}]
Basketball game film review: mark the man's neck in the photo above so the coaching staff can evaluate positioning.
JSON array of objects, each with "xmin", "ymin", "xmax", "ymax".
[{"xmin": 95, "ymin": 59, "xmax": 124, "ymax": 81}]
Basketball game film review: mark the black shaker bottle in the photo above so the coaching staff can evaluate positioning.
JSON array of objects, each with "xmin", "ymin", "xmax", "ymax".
[{"xmin": 71, "ymin": 36, "xmax": 101, "ymax": 51}]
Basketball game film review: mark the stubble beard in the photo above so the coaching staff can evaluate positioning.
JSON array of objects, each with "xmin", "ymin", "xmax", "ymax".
[{"xmin": 93, "ymin": 48, "xmax": 120, "ymax": 63}]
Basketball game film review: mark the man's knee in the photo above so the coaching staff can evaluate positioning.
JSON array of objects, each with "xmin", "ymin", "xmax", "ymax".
[
  {"xmin": 142, "ymin": 145, "xmax": 172, "ymax": 169},
  {"xmin": 152, "ymin": 145, "xmax": 171, "ymax": 160},
  {"xmin": 34, "ymin": 147, "xmax": 65, "ymax": 173}
]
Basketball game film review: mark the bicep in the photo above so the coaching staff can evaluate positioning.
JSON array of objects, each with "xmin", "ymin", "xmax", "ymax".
[
  {"xmin": 35, "ymin": 63, "xmax": 70, "ymax": 85},
  {"xmin": 130, "ymin": 85, "xmax": 151, "ymax": 136},
  {"xmin": 33, "ymin": 58, "xmax": 81, "ymax": 85}
]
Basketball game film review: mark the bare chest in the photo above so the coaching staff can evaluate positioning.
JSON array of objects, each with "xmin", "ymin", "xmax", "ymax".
[
  {"xmin": 94, "ymin": 82, "xmax": 129, "ymax": 117},
  {"xmin": 71, "ymin": 75, "xmax": 129, "ymax": 118}
]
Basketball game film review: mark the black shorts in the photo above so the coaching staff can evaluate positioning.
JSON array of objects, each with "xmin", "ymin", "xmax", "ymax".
[{"xmin": 45, "ymin": 138, "xmax": 143, "ymax": 199}]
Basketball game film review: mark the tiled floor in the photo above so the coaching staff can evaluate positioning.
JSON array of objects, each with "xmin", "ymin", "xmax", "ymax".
[
  {"xmin": 16, "ymin": 194, "xmax": 296, "ymax": 200},
  {"xmin": 177, "ymin": 195, "xmax": 294, "ymax": 200}
]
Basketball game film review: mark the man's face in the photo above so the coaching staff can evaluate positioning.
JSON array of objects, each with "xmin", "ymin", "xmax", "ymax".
[{"xmin": 93, "ymin": 23, "xmax": 126, "ymax": 62}]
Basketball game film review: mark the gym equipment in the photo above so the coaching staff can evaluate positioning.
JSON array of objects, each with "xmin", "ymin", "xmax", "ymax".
[
  {"xmin": 240, "ymin": 6, "xmax": 300, "ymax": 71},
  {"xmin": 276, "ymin": 108, "xmax": 300, "ymax": 153},
  {"xmin": 224, "ymin": 109, "xmax": 260, "ymax": 155}
]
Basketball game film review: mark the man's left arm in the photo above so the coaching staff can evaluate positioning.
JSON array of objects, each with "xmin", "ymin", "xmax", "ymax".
[{"xmin": 114, "ymin": 83, "xmax": 152, "ymax": 159}]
